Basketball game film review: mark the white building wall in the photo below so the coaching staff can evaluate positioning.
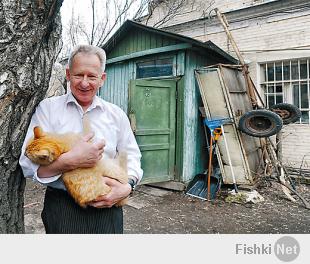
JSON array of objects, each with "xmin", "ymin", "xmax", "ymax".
[
  {"xmin": 144, "ymin": 0, "xmax": 277, "ymax": 28},
  {"xmin": 206, "ymin": 6, "xmax": 310, "ymax": 169},
  {"xmin": 142, "ymin": 0, "xmax": 310, "ymax": 169},
  {"xmin": 281, "ymin": 124, "xmax": 310, "ymax": 168}
]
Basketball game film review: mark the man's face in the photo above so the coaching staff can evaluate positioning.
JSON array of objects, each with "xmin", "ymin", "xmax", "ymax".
[{"xmin": 66, "ymin": 53, "xmax": 106, "ymax": 109}]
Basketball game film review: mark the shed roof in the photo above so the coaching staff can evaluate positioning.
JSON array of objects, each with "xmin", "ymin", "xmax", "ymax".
[{"xmin": 103, "ymin": 20, "xmax": 238, "ymax": 64}]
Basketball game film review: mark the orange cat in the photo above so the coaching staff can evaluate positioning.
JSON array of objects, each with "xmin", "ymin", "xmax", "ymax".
[{"xmin": 25, "ymin": 126, "xmax": 128, "ymax": 208}]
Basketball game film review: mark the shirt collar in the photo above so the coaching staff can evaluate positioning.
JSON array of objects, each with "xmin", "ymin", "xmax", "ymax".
[{"xmin": 66, "ymin": 92, "xmax": 105, "ymax": 112}]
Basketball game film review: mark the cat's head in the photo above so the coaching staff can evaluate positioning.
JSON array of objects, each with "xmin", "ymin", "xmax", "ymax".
[{"xmin": 25, "ymin": 126, "xmax": 62, "ymax": 165}]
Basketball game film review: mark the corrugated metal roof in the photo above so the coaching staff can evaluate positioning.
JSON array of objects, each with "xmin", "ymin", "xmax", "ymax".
[{"xmin": 103, "ymin": 20, "xmax": 238, "ymax": 64}]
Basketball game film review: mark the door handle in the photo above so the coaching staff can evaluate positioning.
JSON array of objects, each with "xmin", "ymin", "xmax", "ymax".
[{"xmin": 129, "ymin": 112, "xmax": 137, "ymax": 134}]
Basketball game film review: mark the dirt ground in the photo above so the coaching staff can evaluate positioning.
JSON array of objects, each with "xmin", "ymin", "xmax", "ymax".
[{"xmin": 23, "ymin": 178, "xmax": 310, "ymax": 234}]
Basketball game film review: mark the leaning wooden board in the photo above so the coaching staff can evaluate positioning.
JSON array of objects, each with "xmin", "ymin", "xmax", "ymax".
[{"xmin": 195, "ymin": 65, "xmax": 261, "ymax": 185}]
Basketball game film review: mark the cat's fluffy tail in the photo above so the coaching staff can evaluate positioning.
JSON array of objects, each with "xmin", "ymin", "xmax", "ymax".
[{"xmin": 117, "ymin": 152, "xmax": 128, "ymax": 172}]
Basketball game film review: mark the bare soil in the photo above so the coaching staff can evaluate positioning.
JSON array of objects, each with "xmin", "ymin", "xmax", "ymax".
[{"xmin": 24, "ymin": 178, "xmax": 310, "ymax": 234}]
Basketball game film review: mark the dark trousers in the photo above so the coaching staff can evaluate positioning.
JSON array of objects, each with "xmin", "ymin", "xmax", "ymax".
[{"xmin": 41, "ymin": 187, "xmax": 123, "ymax": 234}]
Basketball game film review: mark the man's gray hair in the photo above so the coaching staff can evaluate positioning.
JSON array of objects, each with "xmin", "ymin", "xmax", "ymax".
[{"xmin": 68, "ymin": 45, "xmax": 107, "ymax": 72}]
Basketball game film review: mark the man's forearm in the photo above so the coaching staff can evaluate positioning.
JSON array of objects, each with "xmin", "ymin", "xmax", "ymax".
[
  {"xmin": 37, "ymin": 140, "xmax": 104, "ymax": 178},
  {"xmin": 37, "ymin": 153, "xmax": 74, "ymax": 178}
]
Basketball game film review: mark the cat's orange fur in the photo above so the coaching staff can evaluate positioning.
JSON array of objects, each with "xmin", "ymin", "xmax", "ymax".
[{"xmin": 25, "ymin": 126, "xmax": 128, "ymax": 208}]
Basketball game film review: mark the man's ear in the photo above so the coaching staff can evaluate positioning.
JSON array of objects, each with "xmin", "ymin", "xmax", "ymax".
[
  {"xmin": 65, "ymin": 68, "xmax": 70, "ymax": 81},
  {"xmin": 34, "ymin": 126, "xmax": 45, "ymax": 139},
  {"xmin": 101, "ymin": 72, "xmax": 106, "ymax": 81},
  {"xmin": 99, "ymin": 72, "xmax": 106, "ymax": 86}
]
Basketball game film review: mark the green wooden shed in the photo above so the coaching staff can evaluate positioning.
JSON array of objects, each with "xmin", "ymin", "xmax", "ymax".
[{"xmin": 100, "ymin": 20, "xmax": 237, "ymax": 190}]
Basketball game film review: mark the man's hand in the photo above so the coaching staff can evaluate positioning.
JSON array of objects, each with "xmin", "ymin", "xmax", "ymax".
[
  {"xmin": 37, "ymin": 132, "xmax": 105, "ymax": 178},
  {"xmin": 62, "ymin": 132, "xmax": 105, "ymax": 170},
  {"xmin": 88, "ymin": 177, "xmax": 131, "ymax": 208}
]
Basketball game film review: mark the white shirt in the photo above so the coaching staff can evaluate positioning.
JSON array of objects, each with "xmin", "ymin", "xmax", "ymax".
[{"xmin": 19, "ymin": 92, "xmax": 143, "ymax": 190}]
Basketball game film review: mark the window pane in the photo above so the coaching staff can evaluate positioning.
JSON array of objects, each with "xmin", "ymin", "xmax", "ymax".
[
  {"xmin": 291, "ymin": 61, "xmax": 299, "ymax": 80},
  {"xmin": 261, "ymin": 59, "xmax": 310, "ymax": 126},
  {"xmin": 276, "ymin": 95, "xmax": 283, "ymax": 104},
  {"xmin": 262, "ymin": 84, "xmax": 267, "ymax": 92},
  {"xmin": 301, "ymin": 111, "xmax": 309, "ymax": 124},
  {"xmin": 276, "ymin": 85, "xmax": 282, "ymax": 93},
  {"xmin": 263, "ymin": 65, "xmax": 267, "ymax": 81},
  {"xmin": 293, "ymin": 83, "xmax": 300, "ymax": 107},
  {"xmin": 283, "ymin": 62, "xmax": 290, "ymax": 80},
  {"xmin": 268, "ymin": 84, "xmax": 274, "ymax": 93},
  {"xmin": 159, "ymin": 57, "xmax": 173, "ymax": 65},
  {"xmin": 275, "ymin": 63, "xmax": 282, "ymax": 81},
  {"xmin": 136, "ymin": 58, "xmax": 173, "ymax": 79},
  {"xmin": 267, "ymin": 64, "xmax": 274, "ymax": 81},
  {"xmin": 268, "ymin": 95, "xmax": 275, "ymax": 107},
  {"xmin": 301, "ymin": 83, "xmax": 309, "ymax": 108},
  {"xmin": 300, "ymin": 60, "xmax": 307, "ymax": 79}
]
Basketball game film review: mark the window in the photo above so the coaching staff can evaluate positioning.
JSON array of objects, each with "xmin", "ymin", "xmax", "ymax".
[
  {"xmin": 261, "ymin": 59, "xmax": 310, "ymax": 124},
  {"xmin": 136, "ymin": 57, "xmax": 173, "ymax": 79}
]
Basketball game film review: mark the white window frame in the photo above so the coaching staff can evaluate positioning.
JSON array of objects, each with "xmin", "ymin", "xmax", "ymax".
[{"xmin": 260, "ymin": 58, "xmax": 310, "ymax": 124}]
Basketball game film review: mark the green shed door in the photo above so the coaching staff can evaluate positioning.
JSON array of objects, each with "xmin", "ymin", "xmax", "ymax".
[{"xmin": 129, "ymin": 79, "xmax": 176, "ymax": 184}]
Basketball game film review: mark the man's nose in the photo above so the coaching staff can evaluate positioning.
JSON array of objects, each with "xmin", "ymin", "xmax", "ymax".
[{"xmin": 80, "ymin": 76, "xmax": 90, "ymax": 87}]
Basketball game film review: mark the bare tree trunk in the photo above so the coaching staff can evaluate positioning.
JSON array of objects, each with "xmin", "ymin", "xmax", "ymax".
[{"xmin": 0, "ymin": 0, "xmax": 63, "ymax": 233}]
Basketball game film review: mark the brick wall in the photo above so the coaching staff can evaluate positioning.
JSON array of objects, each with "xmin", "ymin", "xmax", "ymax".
[{"xmin": 281, "ymin": 125, "xmax": 310, "ymax": 169}]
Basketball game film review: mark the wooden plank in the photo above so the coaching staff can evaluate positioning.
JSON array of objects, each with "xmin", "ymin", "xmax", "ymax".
[
  {"xmin": 101, "ymin": 62, "xmax": 131, "ymax": 111},
  {"xmin": 147, "ymin": 181, "xmax": 186, "ymax": 191},
  {"xmin": 150, "ymin": 33, "xmax": 157, "ymax": 49},
  {"xmin": 156, "ymin": 35, "xmax": 163, "ymax": 48},
  {"xmin": 129, "ymin": 29, "xmax": 135, "ymax": 54},
  {"xmin": 139, "ymin": 144, "xmax": 170, "ymax": 151},
  {"xmin": 144, "ymin": 31, "xmax": 150, "ymax": 51},
  {"xmin": 175, "ymin": 76, "xmax": 185, "ymax": 181},
  {"xmin": 135, "ymin": 129, "xmax": 170, "ymax": 135},
  {"xmin": 106, "ymin": 43, "xmax": 192, "ymax": 64},
  {"xmin": 195, "ymin": 68, "xmax": 252, "ymax": 185},
  {"xmin": 137, "ymin": 30, "xmax": 143, "ymax": 53},
  {"xmin": 181, "ymin": 50, "xmax": 208, "ymax": 183},
  {"xmin": 176, "ymin": 51, "xmax": 185, "ymax": 76},
  {"xmin": 162, "ymin": 36, "xmax": 171, "ymax": 46},
  {"xmin": 219, "ymin": 66, "xmax": 261, "ymax": 183}
]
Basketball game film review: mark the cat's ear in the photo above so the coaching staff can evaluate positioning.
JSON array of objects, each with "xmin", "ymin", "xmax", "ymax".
[{"xmin": 33, "ymin": 126, "xmax": 45, "ymax": 139}]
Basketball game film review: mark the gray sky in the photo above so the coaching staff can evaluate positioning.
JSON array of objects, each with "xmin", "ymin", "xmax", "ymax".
[
  {"xmin": 60, "ymin": 0, "xmax": 145, "ymax": 47},
  {"xmin": 60, "ymin": 0, "xmax": 93, "ymax": 45}
]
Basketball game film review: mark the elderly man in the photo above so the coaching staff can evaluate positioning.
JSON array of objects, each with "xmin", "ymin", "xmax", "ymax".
[{"xmin": 19, "ymin": 45, "xmax": 143, "ymax": 234}]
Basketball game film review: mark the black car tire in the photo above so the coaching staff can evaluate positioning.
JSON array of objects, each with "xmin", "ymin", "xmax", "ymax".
[
  {"xmin": 269, "ymin": 103, "xmax": 301, "ymax": 125},
  {"xmin": 238, "ymin": 109, "xmax": 283, "ymax": 137}
]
